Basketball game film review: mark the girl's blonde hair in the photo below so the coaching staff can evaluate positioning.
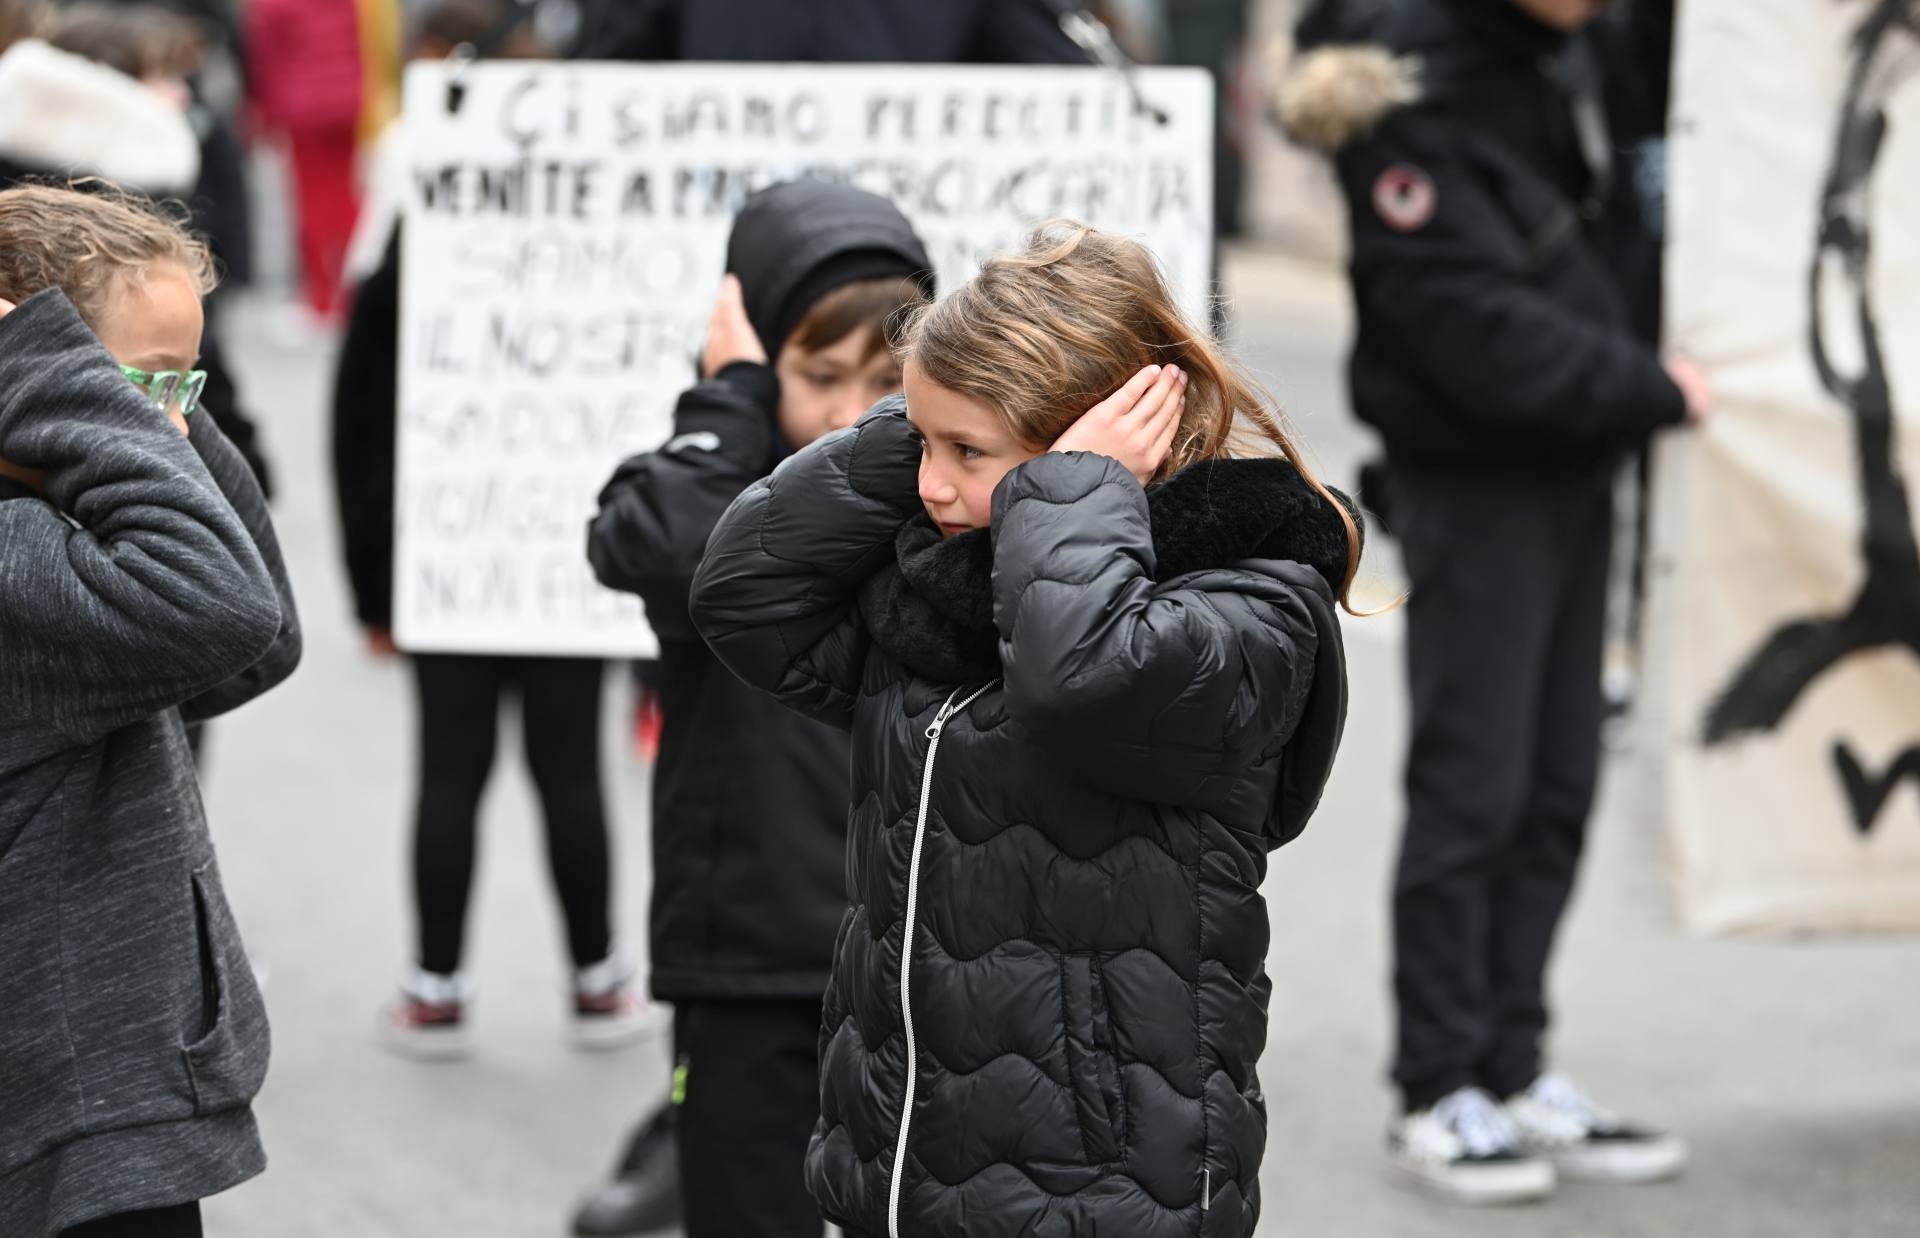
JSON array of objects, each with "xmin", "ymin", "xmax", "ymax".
[
  {"xmin": 900, "ymin": 221, "xmax": 1363, "ymax": 610},
  {"xmin": 0, "ymin": 182, "xmax": 216, "ymax": 332}
]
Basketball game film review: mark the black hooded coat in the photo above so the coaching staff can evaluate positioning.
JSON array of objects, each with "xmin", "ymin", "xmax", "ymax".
[
  {"xmin": 689, "ymin": 403, "xmax": 1352, "ymax": 1237},
  {"xmin": 586, "ymin": 183, "xmax": 934, "ymax": 1002}
]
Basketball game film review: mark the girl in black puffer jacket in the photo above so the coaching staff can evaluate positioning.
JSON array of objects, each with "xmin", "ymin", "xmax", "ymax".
[{"xmin": 691, "ymin": 223, "xmax": 1358, "ymax": 1238}]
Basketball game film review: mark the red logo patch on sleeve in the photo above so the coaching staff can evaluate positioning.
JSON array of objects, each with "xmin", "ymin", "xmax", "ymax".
[{"xmin": 1372, "ymin": 164, "xmax": 1437, "ymax": 232}]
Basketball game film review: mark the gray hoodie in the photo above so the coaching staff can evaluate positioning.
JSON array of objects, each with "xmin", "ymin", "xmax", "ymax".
[{"xmin": 0, "ymin": 290, "xmax": 301, "ymax": 1234}]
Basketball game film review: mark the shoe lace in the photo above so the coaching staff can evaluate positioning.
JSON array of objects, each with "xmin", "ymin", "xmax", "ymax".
[{"xmin": 1433, "ymin": 1088, "xmax": 1522, "ymax": 1158}]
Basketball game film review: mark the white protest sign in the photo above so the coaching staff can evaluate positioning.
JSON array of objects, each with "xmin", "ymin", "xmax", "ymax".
[
  {"xmin": 394, "ymin": 62, "xmax": 1215, "ymax": 656},
  {"xmin": 1654, "ymin": 0, "xmax": 1920, "ymax": 932}
]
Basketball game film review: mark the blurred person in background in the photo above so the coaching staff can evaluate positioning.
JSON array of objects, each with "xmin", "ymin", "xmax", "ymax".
[
  {"xmin": 327, "ymin": 0, "xmax": 660, "ymax": 1065},
  {"xmin": 246, "ymin": 0, "xmax": 393, "ymax": 327},
  {"xmin": 579, "ymin": 182, "xmax": 934, "ymax": 1238},
  {"xmin": 1280, "ymin": 0, "xmax": 1704, "ymax": 1206},
  {"xmin": 0, "ymin": 0, "xmax": 198, "ymax": 196}
]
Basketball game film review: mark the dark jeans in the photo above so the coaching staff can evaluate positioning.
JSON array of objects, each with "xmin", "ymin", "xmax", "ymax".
[
  {"xmin": 1389, "ymin": 461, "xmax": 1612, "ymax": 1112},
  {"xmin": 64, "ymin": 1202, "xmax": 202, "ymax": 1237},
  {"xmin": 675, "ymin": 998, "xmax": 824, "ymax": 1238},
  {"xmin": 411, "ymin": 655, "xmax": 613, "ymax": 974}
]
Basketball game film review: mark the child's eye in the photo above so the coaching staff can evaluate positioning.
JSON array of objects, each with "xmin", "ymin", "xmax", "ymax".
[
  {"xmin": 806, "ymin": 373, "xmax": 839, "ymax": 390},
  {"xmin": 956, "ymin": 444, "xmax": 983, "ymax": 461}
]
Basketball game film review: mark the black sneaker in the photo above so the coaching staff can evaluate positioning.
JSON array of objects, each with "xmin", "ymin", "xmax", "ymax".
[{"xmin": 571, "ymin": 1108, "xmax": 682, "ymax": 1236}]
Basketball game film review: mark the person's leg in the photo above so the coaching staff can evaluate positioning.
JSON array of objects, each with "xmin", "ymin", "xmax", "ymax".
[
  {"xmin": 1480, "ymin": 474, "xmax": 1613, "ymax": 1100},
  {"xmin": 411, "ymin": 654, "xmax": 505, "ymax": 976},
  {"xmin": 677, "ymin": 999, "xmax": 825, "ymax": 1238},
  {"xmin": 285, "ymin": 126, "xmax": 362, "ymax": 319},
  {"xmin": 63, "ymin": 1202, "xmax": 202, "ymax": 1238},
  {"xmin": 1390, "ymin": 465, "xmax": 1567, "ymax": 1112},
  {"xmin": 517, "ymin": 657, "xmax": 614, "ymax": 969}
]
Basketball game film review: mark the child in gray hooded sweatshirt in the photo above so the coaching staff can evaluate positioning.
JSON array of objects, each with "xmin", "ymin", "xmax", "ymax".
[{"xmin": 0, "ymin": 184, "xmax": 300, "ymax": 1238}]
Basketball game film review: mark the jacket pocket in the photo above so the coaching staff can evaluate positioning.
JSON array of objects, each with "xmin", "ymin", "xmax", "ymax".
[
  {"xmin": 181, "ymin": 861, "xmax": 270, "ymax": 1115},
  {"xmin": 1061, "ymin": 953, "xmax": 1126, "ymax": 1164}
]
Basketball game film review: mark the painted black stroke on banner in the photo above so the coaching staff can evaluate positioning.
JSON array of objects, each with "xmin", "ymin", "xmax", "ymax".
[{"xmin": 1701, "ymin": 0, "xmax": 1920, "ymax": 835}]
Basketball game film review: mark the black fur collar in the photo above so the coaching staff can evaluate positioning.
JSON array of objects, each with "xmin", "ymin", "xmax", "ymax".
[{"xmin": 857, "ymin": 456, "xmax": 1358, "ymax": 683}]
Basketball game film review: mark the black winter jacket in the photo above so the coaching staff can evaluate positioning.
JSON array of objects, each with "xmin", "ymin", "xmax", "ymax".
[
  {"xmin": 1281, "ymin": 0, "xmax": 1683, "ymax": 468},
  {"xmin": 586, "ymin": 363, "xmax": 852, "ymax": 1001},
  {"xmin": 574, "ymin": 0, "xmax": 1087, "ymax": 63},
  {"xmin": 690, "ymin": 403, "xmax": 1351, "ymax": 1237}
]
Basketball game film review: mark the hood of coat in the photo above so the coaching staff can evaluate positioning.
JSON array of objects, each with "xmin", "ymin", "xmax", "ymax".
[
  {"xmin": 0, "ymin": 40, "xmax": 200, "ymax": 193},
  {"xmin": 1275, "ymin": 43, "xmax": 1422, "ymax": 153},
  {"xmin": 725, "ymin": 179, "xmax": 936, "ymax": 357},
  {"xmin": 858, "ymin": 453, "xmax": 1359, "ymax": 684},
  {"xmin": 1276, "ymin": 0, "xmax": 1570, "ymax": 152}
]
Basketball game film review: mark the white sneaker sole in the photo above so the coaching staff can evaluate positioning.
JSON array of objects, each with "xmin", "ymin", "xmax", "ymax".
[
  {"xmin": 1551, "ymin": 1136, "xmax": 1689, "ymax": 1184},
  {"xmin": 1390, "ymin": 1155, "xmax": 1557, "ymax": 1206}
]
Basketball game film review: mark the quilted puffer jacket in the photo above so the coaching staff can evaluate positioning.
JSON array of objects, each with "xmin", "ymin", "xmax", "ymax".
[{"xmin": 690, "ymin": 399, "xmax": 1351, "ymax": 1237}]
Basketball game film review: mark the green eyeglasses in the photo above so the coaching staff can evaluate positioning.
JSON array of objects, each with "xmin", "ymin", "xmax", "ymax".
[{"xmin": 121, "ymin": 365, "xmax": 208, "ymax": 417}]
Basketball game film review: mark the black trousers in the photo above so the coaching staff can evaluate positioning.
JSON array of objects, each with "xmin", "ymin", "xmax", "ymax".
[
  {"xmin": 64, "ymin": 1203, "xmax": 202, "ymax": 1237},
  {"xmin": 1390, "ymin": 462, "xmax": 1612, "ymax": 1112},
  {"xmin": 674, "ymin": 998, "xmax": 825, "ymax": 1238},
  {"xmin": 411, "ymin": 655, "xmax": 613, "ymax": 975}
]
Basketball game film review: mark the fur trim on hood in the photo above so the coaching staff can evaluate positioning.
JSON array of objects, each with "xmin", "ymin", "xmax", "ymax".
[
  {"xmin": 0, "ymin": 40, "xmax": 200, "ymax": 193},
  {"xmin": 1274, "ymin": 44, "xmax": 1422, "ymax": 153}
]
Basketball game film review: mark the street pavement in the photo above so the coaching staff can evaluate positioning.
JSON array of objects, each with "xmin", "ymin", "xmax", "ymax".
[{"xmin": 195, "ymin": 246, "xmax": 1920, "ymax": 1237}]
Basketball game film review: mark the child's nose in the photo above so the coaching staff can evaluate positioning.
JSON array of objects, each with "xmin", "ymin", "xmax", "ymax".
[{"xmin": 918, "ymin": 462, "xmax": 955, "ymax": 505}]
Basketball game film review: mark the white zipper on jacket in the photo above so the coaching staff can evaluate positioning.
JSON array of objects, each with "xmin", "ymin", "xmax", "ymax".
[{"xmin": 888, "ymin": 681, "xmax": 995, "ymax": 1238}]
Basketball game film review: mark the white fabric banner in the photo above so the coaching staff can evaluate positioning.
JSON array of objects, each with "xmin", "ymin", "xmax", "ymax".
[
  {"xmin": 1657, "ymin": 0, "xmax": 1920, "ymax": 931},
  {"xmin": 393, "ymin": 62, "xmax": 1214, "ymax": 657}
]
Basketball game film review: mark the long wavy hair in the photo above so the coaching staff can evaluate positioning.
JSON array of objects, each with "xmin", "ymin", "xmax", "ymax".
[{"xmin": 899, "ymin": 221, "xmax": 1363, "ymax": 610}]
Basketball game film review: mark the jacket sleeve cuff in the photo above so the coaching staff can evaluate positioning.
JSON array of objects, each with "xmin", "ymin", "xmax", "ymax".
[
  {"xmin": 713, "ymin": 360, "xmax": 781, "ymax": 418},
  {"xmin": 991, "ymin": 450, "xmax": 1144, "ymax": 524},
  {"xmin": 0, "ymin": 289, "xmax": 99, "ymax": 375},
  {"xmin": 1647, "ymin": 370, "xmax": 1689, "ymax": 429},
  {"xmin": 674, "ymin": 365, "xmax": 779, "ymax": 466},
  {"xmin": 989, "ymin": 451, "xmax": 1152, "ymax": 611},
  {"xmin": 844, "ymin": 398, "xmax": 922, "ymax": 516}
]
